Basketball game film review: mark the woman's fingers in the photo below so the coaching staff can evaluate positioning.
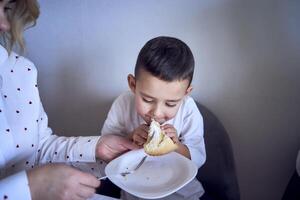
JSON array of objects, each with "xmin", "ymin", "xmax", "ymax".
[
  {"xmin": 76, "ymin": 184, "xmax": 97, "ymax": 199},
  {"xmin": 77, "ymin": 171, "xmax": 100, "ymax": 188}
]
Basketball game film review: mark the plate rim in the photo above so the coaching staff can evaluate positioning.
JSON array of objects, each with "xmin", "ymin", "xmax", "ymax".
[{"xmin": 105, "ymin": 149, "xmax": 198, "ymax": 199}]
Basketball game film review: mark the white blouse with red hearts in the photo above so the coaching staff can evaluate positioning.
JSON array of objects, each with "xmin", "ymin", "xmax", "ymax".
[{"xmin": 0, "ymin": 45, "xmax": 100, "ymax": 200}]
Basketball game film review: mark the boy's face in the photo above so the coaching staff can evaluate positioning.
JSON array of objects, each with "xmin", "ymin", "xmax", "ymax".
[{"xmin": 128, "ymin": 69, "xmax": 192, "ymax": 125}]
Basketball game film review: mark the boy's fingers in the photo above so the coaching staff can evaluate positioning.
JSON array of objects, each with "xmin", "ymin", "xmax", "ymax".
[
  {"xmin": 140, "ymin": 124, "xmax": 150, "ymax": 132},
  {"xmin": 161, "ymin": 124, "xmax": 176, "ymax": 131},
  {"xmin": 165, "ymin": 132, "xmax": 176, "ymax": 138},
  {"xmin": 164, "ymin": 128, "xmax": 177, "ymax": 135},
  {"xmin": 133, "ymin": 135, "xmax": 146, "ymax": 144},
  {"xmin": 133, "ymin": 139, "xmax": 144, "ymax": 146},
  {"xmin": 165, "ymin": 133, "xmax": 179, "ymax": 143},
  {"xmin": 141, "ymin": 131, "xmax": 148, "ymax": 139},
  {"xmin": 161, "ymin": 124, "xmax": 168, "ymax": 128},
  {"xmin": 135, "ymin": 129, "xmax": 148, "ymax": 139}
]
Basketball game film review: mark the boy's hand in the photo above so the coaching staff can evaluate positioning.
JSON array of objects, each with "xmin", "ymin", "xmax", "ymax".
[
  {"xmin": 161, "ymin": 124, "xmax": 180, "ymax": 144},
  {"xmin": 162, "ymin": 124, "xmax": 191, "ymax": 159},
  {"xmin": 130, "ymin": 124, "xmax": 149, "ymax": 147}
]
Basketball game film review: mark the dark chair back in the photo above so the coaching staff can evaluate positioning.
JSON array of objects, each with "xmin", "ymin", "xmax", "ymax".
[{"xmin": 196, "ymin": 102, "xmax": 240, "ymax": 200}]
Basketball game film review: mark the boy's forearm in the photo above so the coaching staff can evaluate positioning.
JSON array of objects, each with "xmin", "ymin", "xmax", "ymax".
[{"xmin": 175, "ymin": 143, "xmax": 191, "ymax": 159}]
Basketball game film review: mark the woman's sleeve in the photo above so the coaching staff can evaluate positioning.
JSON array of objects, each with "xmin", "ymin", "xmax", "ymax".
[
  {"xmin": 34, "ymin": 103, "xmax": 100, "ymax": 164},
  {"xmin": 27, "ymin": 55, "xmax": 101, "ymax": 164},
  {"xmin": 180, "ymin": 99, "xmax": 206, "ymax": 168},
  {"xmin": 0, "ymin": 171, "xmax": 31, "ymax": 200}
]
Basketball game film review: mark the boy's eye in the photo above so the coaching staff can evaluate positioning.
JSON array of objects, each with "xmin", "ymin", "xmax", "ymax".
[
  {"xmin": 165, "ymin": 103, "xmax": 177, "ymax": 107},
  {"xmin": 142, "ymin": 97, "xmax": 153, "ymax": 103}
]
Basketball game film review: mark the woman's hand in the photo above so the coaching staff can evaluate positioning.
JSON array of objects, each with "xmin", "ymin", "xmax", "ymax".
[
  {"xmin": 96, "ymin": 134, "xmax": 138, "ymax": 162},
  {"xmin": 27, "ymin": 164, "xmax": 100, "ymax": 200},
  {"xmin": 129, "ymin": 124, "xmax": 149, "ymax": 147}
]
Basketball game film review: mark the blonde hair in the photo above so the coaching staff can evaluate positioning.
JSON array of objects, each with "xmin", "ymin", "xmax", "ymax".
[{"xmin": 3, "ymin": 0, "xmax": 40, "ymax": 53}]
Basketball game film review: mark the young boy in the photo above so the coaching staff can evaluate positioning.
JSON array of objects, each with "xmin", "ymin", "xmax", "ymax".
[{"xmin": 101, "ymin": 36, "xmax": 206, "ymax": 168}]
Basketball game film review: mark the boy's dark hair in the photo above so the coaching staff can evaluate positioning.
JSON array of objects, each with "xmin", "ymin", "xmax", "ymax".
[{"xmin": 135, "ymin": 36, "xmax": 195, "ymax": 85}]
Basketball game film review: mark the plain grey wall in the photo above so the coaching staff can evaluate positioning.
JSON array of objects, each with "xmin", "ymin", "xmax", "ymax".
[{"xmin": 24, "ymin": 0, "xmax": 300, "ymax": 200}]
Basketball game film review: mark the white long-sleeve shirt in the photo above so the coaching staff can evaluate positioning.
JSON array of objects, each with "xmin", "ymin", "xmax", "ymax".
[
  {"xmin": 0, "ymin": 45, "xmax": 100, "ymax": 200},
  {"xmin": 101, "ymin": 91, "xmax": 206, "ymax": 168}
]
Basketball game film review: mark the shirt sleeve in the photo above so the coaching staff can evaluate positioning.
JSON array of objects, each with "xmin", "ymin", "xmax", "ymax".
[
  {"xmin": 35, "ymin": 101, "xmax": 100, "ymax": 164},
  {"xmin": 101, "ymin": 94, "xmax": 126, "ymax": 136},
  {"xmin": 0, "ymin": 171, "xmax": 31, "ymax": 200},
  {"xmin": 180, "ymin": 99, "xmax": 206, "ymax": 168}
]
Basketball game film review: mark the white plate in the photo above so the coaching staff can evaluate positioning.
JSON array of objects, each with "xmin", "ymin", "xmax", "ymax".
[{"xmin": 105, "ymin": 149, "xmax": 198, "ymax": 199}]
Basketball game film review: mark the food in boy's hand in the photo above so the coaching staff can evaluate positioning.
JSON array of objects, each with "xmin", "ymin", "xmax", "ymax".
[{"xmin": 143, "ymin": 119, "xmax": 178, "ymax": 156}]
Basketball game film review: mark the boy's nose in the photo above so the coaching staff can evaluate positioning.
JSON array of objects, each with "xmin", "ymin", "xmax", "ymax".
[{"xmin": 152, "ymin": 106, "xmax": 164, "ymax": 121}]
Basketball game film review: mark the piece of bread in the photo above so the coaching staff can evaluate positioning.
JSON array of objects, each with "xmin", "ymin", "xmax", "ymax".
[{"xmin": 143, "ymin": 119, "xmax": 178, "ymax": 156}]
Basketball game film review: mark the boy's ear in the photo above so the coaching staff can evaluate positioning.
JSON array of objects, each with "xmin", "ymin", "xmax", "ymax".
[
  {"xmin": 185, "ymin": 85, "xmax": 193, "ymax": 95},
  {"xmin": 127, "ymin": 74, "xmax": 136, "ymax": 93}
]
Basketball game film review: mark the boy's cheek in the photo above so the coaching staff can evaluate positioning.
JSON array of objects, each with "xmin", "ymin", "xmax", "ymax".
[
  {"xmin": 165, "ymin": 107, "xmax": 179, "ymax": 118},
  {"xmin": 135, "ymin": 101, "xmax": 150, "ymax": 118},
  {"xmin": 135, "ymin": 100, "xmax": 144, "ymax": 113}
]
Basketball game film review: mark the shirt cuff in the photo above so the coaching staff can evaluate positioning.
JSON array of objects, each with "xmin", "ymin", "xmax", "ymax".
[
  {"xmin": 187, "ymin": 146, "xmax": 206, "ymax": 169},
  {"xmin": 73, "ymin": 136, "xmax": 101, "ymax": 162},
  {"xmin": 0, "ymin": 170, "xmax": 31, "ymax": 200}
]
